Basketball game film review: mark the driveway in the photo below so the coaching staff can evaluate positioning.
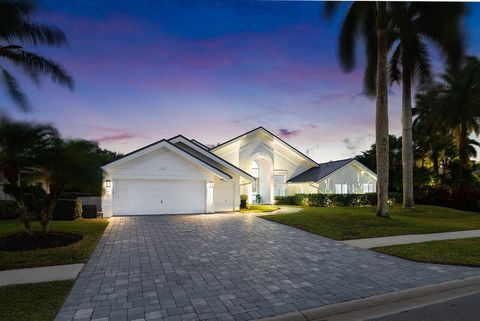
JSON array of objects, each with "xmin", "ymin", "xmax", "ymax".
[{"xmin": 56, "ymin": 214, "xmax": 480, "ymax": 321}]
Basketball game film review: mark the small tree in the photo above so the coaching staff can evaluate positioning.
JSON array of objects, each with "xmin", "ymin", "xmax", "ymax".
[
  {"xmin": 0, "ymin": 116, "xmax": 58, "ymax": 234},
  {"xmin": 39, "ymin": 139, "xmax": 101, "ymax": 233}
]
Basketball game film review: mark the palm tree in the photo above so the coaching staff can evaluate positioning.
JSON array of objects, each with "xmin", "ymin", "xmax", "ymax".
[
  {"xmin": 389, "ymin": 2, "xmax": 466, "ymax": 208},
  {"xmin": 325, "ymin": 2, "xmax": 390, "ymax": 216},
  {"xmin": 39, "ymin": 139, "xmax": 101, "ymax": 233},
  {"xmin": 0, "ymin": 0, "xmax": 73, "ymax": 111},
  {"xmin": 0, "ymin": 116, "xmax": 58, "ymax": 234},
  {"xmin": 414, "ymin": 57, "xmax": 480, "ymax": 183}
]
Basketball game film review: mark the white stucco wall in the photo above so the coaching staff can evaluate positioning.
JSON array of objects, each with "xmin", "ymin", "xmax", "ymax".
[{"xmin": 102, "ymin": 146, "xmax": 218, "ymax": 217}]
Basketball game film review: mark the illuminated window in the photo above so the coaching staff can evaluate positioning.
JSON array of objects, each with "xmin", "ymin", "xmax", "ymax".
[
  {"xmin": 335, "ymin": 184, "xmax": 348, "ymax": 194},
  {"xmin": 251, "ymin": 161, "xmax": 259, "ymax": 192},
  {"xmin": 363, "ymin": 183, "xmax": 374, "ymax": 193}
]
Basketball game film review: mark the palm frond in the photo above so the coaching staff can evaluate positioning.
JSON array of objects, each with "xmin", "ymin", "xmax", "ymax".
[
  {"xmin": 0, "ymin": 68, "xmax": 30, "ymax": 112},
  {"xmin": 3, "ymin": 22, "xmax": 68, "ymax": 47}
]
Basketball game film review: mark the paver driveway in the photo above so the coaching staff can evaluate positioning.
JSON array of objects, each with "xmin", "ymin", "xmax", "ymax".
[{"xmin": 56, "ymin": 214, "xmax": 480, "ymax": 321}]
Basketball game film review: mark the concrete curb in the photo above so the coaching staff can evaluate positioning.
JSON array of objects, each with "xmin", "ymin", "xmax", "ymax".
[
  {"xmin": 0, "ymin": 263, "xmax": 84, "ymax": 286},
  {"xmin": 344, "ymin": 229, "xmax": 480, "ymax": 249},
  {"xmin": 255, "ymin": 275, "xmax": 480, "ymax": 321}
]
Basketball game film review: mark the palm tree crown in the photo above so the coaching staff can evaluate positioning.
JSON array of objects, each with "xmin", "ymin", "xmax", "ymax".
[{"xmin": 0, "ymin": 0, "xmax": 73, "ymax": 111}]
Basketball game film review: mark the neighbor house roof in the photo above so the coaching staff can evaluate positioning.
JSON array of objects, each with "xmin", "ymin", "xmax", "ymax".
[
  {"xmin": 287, "ymin": 158, "xmax": 356, "ymax": 183},
  {"xmin": 210, "ymin": 126, "xmax": 318, "ymax": 167}
]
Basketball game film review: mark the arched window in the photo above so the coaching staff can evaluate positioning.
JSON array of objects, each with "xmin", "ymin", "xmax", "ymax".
[{"xmin": 251, "ymin": 160, "xmax": 259, "ymax": 193}]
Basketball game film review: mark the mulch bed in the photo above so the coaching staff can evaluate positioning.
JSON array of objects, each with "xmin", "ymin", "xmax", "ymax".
[{"xmin": 0, "ymin": 232, "xmax": 83, "ymax": 251}]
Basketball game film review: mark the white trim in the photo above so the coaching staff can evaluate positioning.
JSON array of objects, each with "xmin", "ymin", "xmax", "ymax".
[
  {"xmin": 102, "ymin": 140, "xmax": 231, "ymax": 180},
  {"xmin": 169, "ymin": 136, "xmax": 256, "ymax": 182}
]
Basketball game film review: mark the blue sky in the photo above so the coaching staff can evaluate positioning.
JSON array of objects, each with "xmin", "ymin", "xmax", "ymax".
[{"xmin": 3, "ymin": 1, "xmax": 480, "ymax": 162}]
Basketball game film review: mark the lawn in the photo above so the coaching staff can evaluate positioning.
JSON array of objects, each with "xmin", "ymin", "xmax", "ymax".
[
  {"xmin": 373, "ymin": 238, "xmax": 480, "ymax": 267},
  {"xmin": 240, "ymin": 204, "xmax": 279, "ymax": 213},
  {"xmin": 261, "ymin": 205, "xmax": 480, "ymax": 240},
  {"xmin": 0, "ymin": 219, "xmax": 108, "ymax": 270},
  {"xmin": 0, "ymin": 280, "xmax": 74, "ymax": 321}
]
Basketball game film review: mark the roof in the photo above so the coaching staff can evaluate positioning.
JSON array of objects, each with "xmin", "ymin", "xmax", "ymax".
[
  {"xmin": 287, "ymin": 158, "xmax": 355, "ymax": 183},
  {"xmin": 102, "ymin": 140, "xmax": 232, "ymax": 179},
  {"xmin": 168, "ymin": 135, "xmax": 255, "ymax": 181},
  {"xmin": 210, "ymin": 126, "xmax": 318, "ymax": 166}
]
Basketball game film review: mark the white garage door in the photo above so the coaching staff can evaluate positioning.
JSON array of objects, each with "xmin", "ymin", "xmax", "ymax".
[{"xmin": 114, "ymin": 179, "xmax": 205, "ymax": 215}]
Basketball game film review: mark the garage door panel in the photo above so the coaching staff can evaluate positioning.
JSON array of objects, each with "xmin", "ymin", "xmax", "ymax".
[
  {"xmin": 114, "ymin": 179, "xmax": 205, "ymax": 215},
  {"xmin": 214, "ymin": 180, "xmax": 234, "ymax": 212}
]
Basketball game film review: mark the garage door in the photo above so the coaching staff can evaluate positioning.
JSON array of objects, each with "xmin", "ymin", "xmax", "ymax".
[{"xmin": 114, "ymin": 179, "xmax": 205, "ymax": 215}]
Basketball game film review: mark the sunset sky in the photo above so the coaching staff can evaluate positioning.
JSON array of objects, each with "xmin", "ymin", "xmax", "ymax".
[{"xmin": 3, "ymin": 1, "xmax": 480, "ymax": 163}]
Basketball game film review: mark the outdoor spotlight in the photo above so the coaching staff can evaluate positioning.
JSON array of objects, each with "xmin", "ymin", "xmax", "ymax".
[
  {"xmin": 106, "ymin": 180, "xmax": 111, "ymax": 188},
  {"xmin": 208, "ymin": 181, "xmax": 214, "ymax": 188}
]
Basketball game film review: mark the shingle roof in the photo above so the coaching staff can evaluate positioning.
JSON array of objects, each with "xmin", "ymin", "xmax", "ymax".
[{"xmin": 287, "ymin": 158, "xmax": 355, "ymax": 183}]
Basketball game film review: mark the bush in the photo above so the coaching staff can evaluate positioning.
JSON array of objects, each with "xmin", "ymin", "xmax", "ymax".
[
  {"xmin": 0, "ymin": 200, "xmax": 17, "ymax": 219},
  {"xmin": 240, "ymin": 195, "xmax": 248, "ymax": 209},
  {"xmin": 274, "ymin": 196, "xmax": 295, "ymax": 205},
  {"xmin": 416, "ymin": 186, "xmax": 480, "ymax": 212},
  {"xmin": 52, "ymin": 199, "xmax": 83, "ymax": 220},
  {"xmin": 289, "ymin": 193, "xmax": 401, "ymax": 208}
]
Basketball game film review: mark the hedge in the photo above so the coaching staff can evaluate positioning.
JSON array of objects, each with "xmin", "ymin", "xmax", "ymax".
[
  {"xmin": 52, "ymin": 199, "xmax": 83, "ymax": 221},
  {"xmin": 415, "ymin": 186, "xmax": 480, "ymax": 212},
  {"xmin": 0, "ymin": 200, "xmax": 17, "ymax": 219},
  {"xmin": 275, "ymin": 193, "xmax": 402, "ymax": 207}
]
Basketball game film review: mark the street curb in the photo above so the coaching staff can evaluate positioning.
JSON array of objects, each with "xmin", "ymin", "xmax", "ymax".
[
  {"xmin": 0, "ymin": 263, "xmax": 84, "ymax": 286},
  {"xmin": 255, "ymin": 275, "xmax": 480, "ymax": 321}
]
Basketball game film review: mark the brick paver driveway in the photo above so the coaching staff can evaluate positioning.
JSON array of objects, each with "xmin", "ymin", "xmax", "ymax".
[{"xmin": 56, "ymin": 214, "xmax": 480, "ymax": 321}]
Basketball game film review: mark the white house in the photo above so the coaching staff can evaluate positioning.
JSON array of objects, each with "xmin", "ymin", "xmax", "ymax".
[{"xmin": 101, "ymin": 127, "xmax": 376, "ymax": 216}]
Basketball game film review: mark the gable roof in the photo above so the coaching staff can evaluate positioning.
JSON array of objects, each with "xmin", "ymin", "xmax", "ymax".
[
  {"xmin": 210, "ymin": 126, "xmax": 318, "ymax": 166},
  {"xmin": 288, "ymin": 158, "xmax": 369, "ymax": 183},
  {"xmin": 168, "ymin": 135, "xmax": 255, "ymax": 181},
  {"xmin": 102, "ymin": 140, "xmax": 232, "ymax": 180}
]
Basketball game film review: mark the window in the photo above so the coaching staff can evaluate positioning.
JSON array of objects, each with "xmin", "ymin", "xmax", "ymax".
[
  {"xmin": 335, "ymin": 184, "xmax": 348, "ymax": 194},
  {"xmin": 363, "ymin": 183, "xmax": 374, "ymax": 193},
  {"xmin": 274, "ymin": 175, "xmax": 286, "ymax": 197},
  {"xmin": 251, "ymin": 161, "xmax": 259, "ymax": 193}
]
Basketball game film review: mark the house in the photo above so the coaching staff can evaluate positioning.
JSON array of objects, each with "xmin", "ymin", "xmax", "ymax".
[
  {"xmin": 101, "ymin": 127, "xmax": 376, "ymax": 216},
  {"xmin": 0, "ymin": 169, "xmax": 49, "ymax": 200}
]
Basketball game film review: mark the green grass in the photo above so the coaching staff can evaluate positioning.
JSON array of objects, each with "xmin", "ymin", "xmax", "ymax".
[
  {"xmin": 240, "ymin": 204, "xmax": 279, "ymax": 213},
  {"xmin": 0, "ymin": 280, "xmax": 74, "ymax": 321},
  {"xmin": 0, "ymin": 219, "xmax": 108, "ymax": 270},
  {"xmin": 373, "ymin": 238, "xmax": 480, "ymax": 267},
  {"xmin": 261, "ymin": 205, "xmax": 480, "ymax": 240}
]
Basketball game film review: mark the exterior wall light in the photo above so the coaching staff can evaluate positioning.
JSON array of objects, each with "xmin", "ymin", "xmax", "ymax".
[
  {"xmin": 106, "ymin": 180, "xmax": 111, "ymax": 188},
  {"xmin": 208, "ymin": 181, "xmax": 214, "ymax": 188}
]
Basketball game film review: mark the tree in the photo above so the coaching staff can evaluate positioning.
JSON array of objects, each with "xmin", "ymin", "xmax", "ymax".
[
  {"xmin": 0, "ymin": 116, "xmax": 58, "ymax": 234},
  {"xmin": 325, "ymin": 2, "xmax": 391, "ymax": 216},
  {"xmin": 38, "ymin": 139, "xmax": 102, "ymax": 233},
  {"xmin": 0, "ymin": 0, "xmax": 73, "ymax": 111},
  {"xmin": 389, "ymin": 2, "xmax": 466, "ymax": 208},
  {"xmin": 414, "ymin": 57, "xmax": 480, "ymax": 185}
]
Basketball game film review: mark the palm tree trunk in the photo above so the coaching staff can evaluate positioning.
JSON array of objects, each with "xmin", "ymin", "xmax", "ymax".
[
  {"xmin": 375, "ymin": 21, "xmax": 390, "ymax": 217},
  {"xmin": 402, "ymin": 70, "xmax": 414, "ymax": 208},
  {"xmin": 459, "ymin": 122, "xmax": 469, "ymax": 183}
]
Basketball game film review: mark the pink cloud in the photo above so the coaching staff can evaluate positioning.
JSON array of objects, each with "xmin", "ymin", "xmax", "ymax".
[
  {"xmin": 95, "ymin": 133, "xmax": 137, "ymax": 142},
  {"xmin": 278, "ymin": 128, "xmax": 301, "ymax": 138}
]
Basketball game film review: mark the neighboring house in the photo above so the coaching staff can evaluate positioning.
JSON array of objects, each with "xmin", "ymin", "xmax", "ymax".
[
  {"xmin": 0, "ymin": 168, "xmax": 49, "ymax": 200},
  {"xmin": 101, "ymin": 127, "xmax": 376, "ymax": 216}
]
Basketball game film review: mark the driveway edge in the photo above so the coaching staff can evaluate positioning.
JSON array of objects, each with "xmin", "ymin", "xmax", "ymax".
[{"xmin": 255, "ymin": 275, "xmax": 480, "ymax": 321}]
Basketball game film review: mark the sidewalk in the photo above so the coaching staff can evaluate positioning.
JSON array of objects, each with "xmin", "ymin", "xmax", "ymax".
[
  {"xmin": 0, "ymin": 263, "xmax": 84, "ymax": 286},
  {"xmin": 343, "ymin": 229, "xmax": 480, "ymax": 249}
]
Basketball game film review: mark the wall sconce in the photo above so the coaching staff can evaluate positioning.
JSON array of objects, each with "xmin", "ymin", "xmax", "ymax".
[
  {"xmin": 105, "ymin": 180, "xmax": 111, "ymax": 188},
  {"xmin": 208, "ymin": 181, "xmax": 214, "ymax": 188}
]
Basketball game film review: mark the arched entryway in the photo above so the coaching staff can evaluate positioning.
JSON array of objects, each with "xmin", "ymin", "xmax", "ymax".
[{"xmin": 248, "ymin": 155, "xmax": 274, "ymax": 204}]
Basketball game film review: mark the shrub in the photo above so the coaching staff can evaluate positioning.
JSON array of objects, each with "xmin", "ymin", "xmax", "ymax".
[
  {"xmin": 240, "ymin": 194, "xmax": 248, "ymax": 209},
  {"xmin": 416, "ymin": 186, "xmax": 480, "ymax": 212},
  {"xmin": 52, "ymin": 199, "xmax": 83, "ymax": 220},
  {"xmin": 290, "ymin": 193, "xmax": 401, "ymax": 207},
  {"xmin": 0, "ymin": 200, "xmax": 17, "ymax": 219},
  {"xmin": 274, "ymin": 196, "xmax": 295, "ymax": 205}
]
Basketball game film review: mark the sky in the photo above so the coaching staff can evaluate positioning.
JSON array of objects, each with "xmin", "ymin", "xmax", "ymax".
[{"xmin": 2, "ymin": 0, "xmax": 480, "ymax": 163}]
